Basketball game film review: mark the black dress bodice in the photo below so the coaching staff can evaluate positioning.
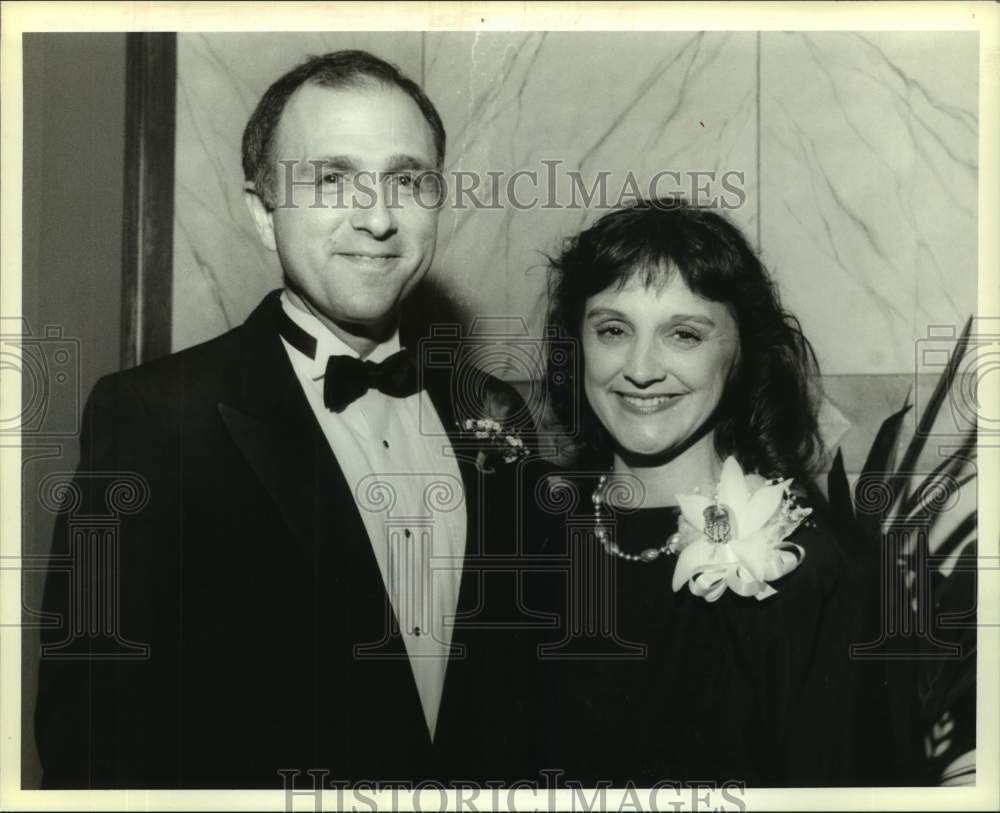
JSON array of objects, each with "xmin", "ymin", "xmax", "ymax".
[{"xmin": 530, "ymin": 482, "xmax": 855, "ymax": 788}]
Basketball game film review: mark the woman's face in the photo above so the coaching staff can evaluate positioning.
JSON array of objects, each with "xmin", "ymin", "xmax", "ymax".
[{"xmin": 581, "ymin": 272, "xmax": 740, "ymax": 459}]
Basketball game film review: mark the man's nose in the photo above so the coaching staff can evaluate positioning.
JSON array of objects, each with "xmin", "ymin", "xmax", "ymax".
[
  {"xmin": 349, "ymin": 186, "xmax": 397, "ymax": 239},
  {"xmin": 622, "ymin": 337, "xmax": 668, "ymax": 388}
]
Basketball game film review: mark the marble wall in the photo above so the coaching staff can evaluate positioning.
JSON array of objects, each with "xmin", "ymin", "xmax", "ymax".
[
  {"xmin": 424, "ymin": 31, "xmax": 757, "ymax": 340},
  {"xmin": 172, "ymin": 31, "xmax": 979, "ymax": 470},
  {"xmin": 759, "ymin": 32, "xmax": 978, "ymax": 375}
]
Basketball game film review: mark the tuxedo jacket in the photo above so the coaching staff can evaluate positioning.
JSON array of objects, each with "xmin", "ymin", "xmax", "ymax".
[{"xmin": 35, "ymin": 291, "xmax": 541, "ymax": 789}]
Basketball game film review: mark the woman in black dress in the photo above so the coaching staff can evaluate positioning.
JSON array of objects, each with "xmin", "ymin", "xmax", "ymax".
[{"xmin": 530, "ymin": 199, "xmax": 854, "ymax": 787}]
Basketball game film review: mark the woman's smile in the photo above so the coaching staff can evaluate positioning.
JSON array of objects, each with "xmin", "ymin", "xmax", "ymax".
[{"xmin": 615, "ymin": 391, "xmax": 684, "ymax": 414}]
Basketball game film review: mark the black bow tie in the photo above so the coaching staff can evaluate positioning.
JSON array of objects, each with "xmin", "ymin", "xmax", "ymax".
[
  {"xmin": 275, "ymin": 299, "xmax": 420, "ymax": 411},
  {"xmin": 322, "ymin": 351, "xmax": 419, "ymax": 411}
]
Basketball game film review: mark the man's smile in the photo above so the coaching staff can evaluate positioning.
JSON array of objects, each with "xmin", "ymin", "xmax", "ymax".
[{"xmin": 334, "ymin": 251, "xmax": 400, "ymax": 268}]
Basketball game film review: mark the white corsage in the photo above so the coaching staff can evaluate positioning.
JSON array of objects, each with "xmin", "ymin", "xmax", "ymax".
[
  {"xmin": 670, "ymin": 456, "xmax": 812, "ymax": 602},
  {"xmin": 457, "ymin": 417, "xmax": 530, "ymax": 470}
]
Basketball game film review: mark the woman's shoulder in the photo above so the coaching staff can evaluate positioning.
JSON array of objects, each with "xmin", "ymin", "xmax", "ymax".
[{"xmin": 777, "ymin": 498, "xmax": 849, "ymax": 599}]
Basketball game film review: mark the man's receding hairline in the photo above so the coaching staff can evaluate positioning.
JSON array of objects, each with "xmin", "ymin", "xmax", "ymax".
[{"xmin": 269, "ymin": 78, "xmax": 441, "ymax": 166}]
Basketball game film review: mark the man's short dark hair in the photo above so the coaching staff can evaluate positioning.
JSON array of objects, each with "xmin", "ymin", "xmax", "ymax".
[{"xmin": 241, "ymin": 49, "xmax": 446, "ymax": 210}]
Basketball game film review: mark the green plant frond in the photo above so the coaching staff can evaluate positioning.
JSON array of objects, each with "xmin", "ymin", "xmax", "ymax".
[
  {"xmin": 843, "ymin": 316, "xmax": 977, "ymax": 785},
  {"xmin": 827, "ymin": 447, "xmax": 855, "ymax": 521},
  {"xmin": 940, "ymin": 656, "xmax": 977, "ymax": 715},
  {"xmin": 920, "ymin": 540, "xmax": 977, "ymax": 725},
  {"xmin": 894, "ymin": 316, "xmax": 974, "ymax": 489},
  {"xmin": 855, "ymin": 404, "xmax": 913, "ymax": 542},
  {"xmin": 861, "ymin": 404, "xmax": 913, "ymax": 482},
  {"xmin": 894, "ymin": 470, "xmax": 977, "ymax": 535},
  {"xmin": 896, "ymin": 426, "xmax": 978, "ymax": 519},
  {"xmin": 935, "ymin": 533, "xmax": 978, "ymax": 598},
  {"xmin": 929, "ymin": 511, "xmax": 978, "ymax": 565},
  {"xmin": 893, "ymin": 492, "xmax": 976, "ymax": 582},
  {"xmin": 921, "ymin": 655, "xmax": 976, "ymax": 734}
]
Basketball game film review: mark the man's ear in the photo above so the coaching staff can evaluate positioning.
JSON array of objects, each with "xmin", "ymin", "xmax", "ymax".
[{"xmin": 243, "ymin": 185, "xmax": 277, "ymax": 252}]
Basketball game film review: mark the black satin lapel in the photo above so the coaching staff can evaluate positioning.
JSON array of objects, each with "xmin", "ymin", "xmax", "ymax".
[
  {"xmin": 217, "ymin": 402, "xmax": 352, "ymax": 564},
  {"xmin": 216, "ymin": 291, "xmax": 370, "ymax": 569},
  {"xmin": 219, "ymin": 293, "xmax": 414, "ymax": 677}
]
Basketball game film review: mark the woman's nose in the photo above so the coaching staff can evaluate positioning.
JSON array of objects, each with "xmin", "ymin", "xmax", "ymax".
[{"xmin": 622, "ymin": 337, "xmax": 667, "ymax": 387}]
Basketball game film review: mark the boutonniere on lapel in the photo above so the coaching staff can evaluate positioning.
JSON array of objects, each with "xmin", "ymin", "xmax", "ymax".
[
  {"xmin": 456, "ymin": 418, "xmax": 530, "ymax": 473},
  {"xmin": 670, "ymin": 456, "xmax": 813, "ymax": 602}
]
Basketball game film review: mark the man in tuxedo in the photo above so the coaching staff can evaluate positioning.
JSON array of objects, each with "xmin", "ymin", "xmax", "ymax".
[{"xmin": 36, "ymin": 50, "xmax": 538, "ymax": 789}]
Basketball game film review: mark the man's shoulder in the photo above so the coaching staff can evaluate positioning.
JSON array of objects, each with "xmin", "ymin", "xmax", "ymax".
[
  {"xmin": 90, "ymin": 291, "xmax": 282, "ymax": 411},
  {"xmin": 133, "ymin": 326, "xmax": 245, "ymax": 379},
  {"xmin": 94, "ymin": 324, "xmax": 245, "ymax": 405}
]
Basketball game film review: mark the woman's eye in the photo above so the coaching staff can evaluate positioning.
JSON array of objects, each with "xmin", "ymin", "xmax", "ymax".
[
  {"xmin": 595, "ymin": 324, "xmax": 629, "ymax": 343},
  {"xmin": 671, "ymin": 327, "xmax": 703, "ymax": 345}
]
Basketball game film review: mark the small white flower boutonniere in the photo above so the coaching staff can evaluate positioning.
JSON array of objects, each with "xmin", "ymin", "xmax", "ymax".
[
  {"xmin": 670, "ymin": 456, "xmax": 812, "ymax": 602},
  {"xmin": 457, "ymin": 417, "xmax": 530, "ymax": 472}
]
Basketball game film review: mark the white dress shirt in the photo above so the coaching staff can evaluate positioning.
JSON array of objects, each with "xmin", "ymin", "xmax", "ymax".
[{"xmin": 278, "ymin": 292, "xmax": 466, "ymax": 741}]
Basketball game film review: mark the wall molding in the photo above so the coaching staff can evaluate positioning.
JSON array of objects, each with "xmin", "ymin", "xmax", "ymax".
[{"xmin": 121, "ymin": 32, "xmax": 176, "ymax": 368}]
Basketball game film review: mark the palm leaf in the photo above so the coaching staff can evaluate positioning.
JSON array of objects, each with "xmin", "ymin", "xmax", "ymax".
[
  {"xmin": 939, "ymin": 667, "xmax": 977, "ymax": 727},
  {"xmin": 898, "ymin": 472, "xmax": 976, "ymax": 541},
  {"xmin": 895, "ymin": 425, "xmax": 977, "ymax": 523},
  {"xmin": 826, "ymin": 447, "xmax": 856, "ymax": 537},
  {"xmin": 934, "ymin": 535, "xmax": 978, "ymax": 610},
  {"xmin": 843, "ymin": 315, "xmax": 977, "ymax": 786},
  {"xmin": 920, "ymin": 541, "xmax": 977, "ymax": 727},
  {"xmin": 927, "ymin": 510, "xmax": 978, "ymax": 564},
  {"xmin": 854, "ymin": 403, "xmax": 912, "ymax": 541},
  {"xmin": 889, "ymin": 316, "xmax": 973, "ymax": 509},
  {"xmin": 861, "ymin": 402, "xmax": 912, "ymax": 480}
]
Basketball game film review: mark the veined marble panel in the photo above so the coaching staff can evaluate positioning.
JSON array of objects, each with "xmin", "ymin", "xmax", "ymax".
[
  {"xmin": 173, "ymin": 32, "xmax": 424, "ymax": 350},
  {"xmin": 424, "ymin": 31, "xmax": 759, "ymax": 352},
  {"xmin": 759, "ymin": 32, "xmax": 978, "ymax": 376},
  {"xmin": 173, "ymin": 32, "xmax": 977, "ymax": 397}
]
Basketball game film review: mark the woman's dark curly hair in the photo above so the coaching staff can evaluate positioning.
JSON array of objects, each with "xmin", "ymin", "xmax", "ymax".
[{"xmin": 546, "ymin": 198, "xmax": 823, "ymax": 484}]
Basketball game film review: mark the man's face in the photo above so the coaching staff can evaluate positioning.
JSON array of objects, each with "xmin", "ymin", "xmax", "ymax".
[{"xmin": 247, "ymin": 82, "xmax": 440, "ymax": 336}]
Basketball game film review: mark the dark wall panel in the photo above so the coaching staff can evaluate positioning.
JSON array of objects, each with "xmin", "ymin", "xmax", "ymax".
[{"xmin": 21, "ymin": 32, "xmax": 128, "ymax": 790}]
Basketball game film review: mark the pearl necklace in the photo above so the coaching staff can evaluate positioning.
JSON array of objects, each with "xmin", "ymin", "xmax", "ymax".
[{"xmin": 592, "ymin": 475, "xmax": 680, "ymax": 563}]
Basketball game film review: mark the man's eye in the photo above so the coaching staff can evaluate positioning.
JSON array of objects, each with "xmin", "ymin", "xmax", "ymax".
[
  {"xmin": 387, "ymin": 172, "xmax": 416, "ymax": 188},
  {"xmin": 321, "ymin": 172, "xmax": 347, "ymax": 186}
]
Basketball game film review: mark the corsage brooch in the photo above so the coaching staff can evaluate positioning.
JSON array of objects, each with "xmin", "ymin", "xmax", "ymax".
[{"xmin": 670, "ymin": 456, "xmax": 812, "ymax": 601}]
